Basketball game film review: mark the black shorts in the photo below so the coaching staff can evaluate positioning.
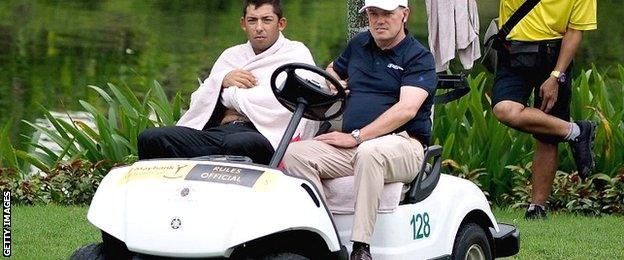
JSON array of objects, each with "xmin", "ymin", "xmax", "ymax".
[{"xmin": 492, "ymin": 41, "xmax": 572, "ymax": 144}]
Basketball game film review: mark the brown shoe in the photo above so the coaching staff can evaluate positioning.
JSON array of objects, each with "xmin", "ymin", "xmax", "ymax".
[{"xmin": 350, "ymin": 243, "xmax": 372, "ymax": 260}]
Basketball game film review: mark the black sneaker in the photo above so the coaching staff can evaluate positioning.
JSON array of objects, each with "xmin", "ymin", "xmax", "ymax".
[
  {"xmin": 351, "ymin": 242, "xmax": 372, "ymax": 260},
  {"xmin": 524, "ymin": 205, "xmax": 548, "ymax": 220},
  {"xmin": 569, "ymin": 121, "xmax": 597, "ymax": 180}
]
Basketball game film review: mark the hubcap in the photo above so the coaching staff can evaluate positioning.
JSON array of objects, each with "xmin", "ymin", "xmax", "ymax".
[{"xmin": 465, "ymin": 244, "xmax": 485, "ymax": 260}]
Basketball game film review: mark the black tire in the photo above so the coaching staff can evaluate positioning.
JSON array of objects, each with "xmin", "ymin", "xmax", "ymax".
[
  {"xmin": 244, "ymin": 253, "xmax": 310, "ymax": 260},
  {"xmin": 452, "ymin": 223, "xmax": 493, "ymax": 260},
  {"xmin": 101, "ymin": 231, "xmax": 133, "ymax": 260},
  {"xmin": 70, "ymin": 243, "xmax": 105, "ymax": 260}
]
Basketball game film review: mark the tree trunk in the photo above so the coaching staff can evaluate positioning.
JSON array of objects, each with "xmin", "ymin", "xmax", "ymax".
[{"xmin": 347, "ymin": 0, "xmax": 367, "ymax": 41}]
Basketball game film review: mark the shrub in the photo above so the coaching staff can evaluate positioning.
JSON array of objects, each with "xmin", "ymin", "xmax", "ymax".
[
  {"xmin": 433, "ymin": 67, "xmax": 624, "ymax": 200},
  {"xmin": 16, "ymin": 80, "xmax": 183, "ymax": 176},
  {"xmin": 0, "ymin": 159, "xmax": 105, "ymax": 205},
  {"xmin": 501, "ymin": 163, "xmax": 624, "ymax": 216},
  {"xmin": 3, "ymin": 80, "xmax": 182, "ymax": 204}
]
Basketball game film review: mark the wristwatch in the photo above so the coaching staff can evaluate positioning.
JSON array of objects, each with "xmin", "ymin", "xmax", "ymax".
[
  {"xmin": 350, "ymin": 129, "xmax": 363, "ymax": 145},
  {"xmin": 550, "ymin": 70, "xmax": 566, "ymax": 84}
]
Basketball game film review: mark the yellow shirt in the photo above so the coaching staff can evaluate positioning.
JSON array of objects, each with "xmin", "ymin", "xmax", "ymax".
[{"xmin": 499, "ymin": 0, "xmax": 597, "ymax": 41}]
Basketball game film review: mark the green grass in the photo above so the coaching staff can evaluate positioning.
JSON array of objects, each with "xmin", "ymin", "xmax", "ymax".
[
  {"xmin": 492, "ymin": 208, "xmax": 624, "ymax": 259},
  {"xmin": 11, "ymin": 206, "xmax": 624, "ymax": 259},
  {"xmin": 12, "ymin": 205, "xmax": 99, "ymax": 260}
]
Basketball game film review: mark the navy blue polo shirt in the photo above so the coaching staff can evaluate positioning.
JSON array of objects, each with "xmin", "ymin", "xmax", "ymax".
[{"xmin": 333, "ymin": 30, "xmax": 438, "ymax": 144}]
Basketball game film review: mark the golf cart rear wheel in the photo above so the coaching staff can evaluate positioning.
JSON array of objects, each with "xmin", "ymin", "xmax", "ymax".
[{"xmin": 452, "ymin": 223, "xmax": 493, "ymax": 260}]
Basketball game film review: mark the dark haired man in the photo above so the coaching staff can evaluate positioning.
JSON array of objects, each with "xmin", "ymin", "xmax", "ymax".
[
  {"xmin": 283, "ymin": 0, "xmax": 438, "ymax": 259},
  {"xmin": 492, "ymin": 0, "xmax": 597, "ymax": 219},
  {"xmin": 137, "ymin": 0, "xmax": 318, "ymax": 164}
]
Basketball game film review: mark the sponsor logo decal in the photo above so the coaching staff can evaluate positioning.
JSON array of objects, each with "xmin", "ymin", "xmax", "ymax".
[
  {"xmin": 118, "ymin": 162, "xmax": 195, "ymax": 185},
  {"xmin": 387, "ymin": 63, "xmax": 404, "ymax": 71},
  {"xmin": 118, "ymin": 162, "xmax": 282, "ymax": 190}
]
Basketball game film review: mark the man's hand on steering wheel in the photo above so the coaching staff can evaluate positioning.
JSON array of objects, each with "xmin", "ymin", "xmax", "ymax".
[
  {"xmin": 325, "ymin": 79, "xmax": 349, "ymax": 94},
  {"xmin": 223, "ymin": 69, "xmax": 258, "ymax": 89},
  {"xmin": 325, "ymin": 62, "xmax": 349, "ymax": 94}
]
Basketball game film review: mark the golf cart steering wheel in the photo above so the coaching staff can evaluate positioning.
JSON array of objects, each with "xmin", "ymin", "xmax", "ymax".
[{"xmin": 270, "ymin": 63, "xmax": 347, "ymax": 121}]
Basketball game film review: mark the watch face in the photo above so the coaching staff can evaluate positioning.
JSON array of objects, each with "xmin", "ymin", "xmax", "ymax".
[{"xmin": 557, "ymin": 73, "xmax": 566, "ymax": 84}]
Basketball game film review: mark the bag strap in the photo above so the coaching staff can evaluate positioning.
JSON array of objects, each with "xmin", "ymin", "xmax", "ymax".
[
  {"xmin": 498, "ymin": 0, "xmax": 541, "ymax": 39},
  {"xmin": 434, "ymin": 74, "xmax": 470, "ymax": 105}
]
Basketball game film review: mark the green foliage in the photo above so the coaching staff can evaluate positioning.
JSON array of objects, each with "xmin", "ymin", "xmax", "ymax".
[
  {"xmin": 433, "ymin": 68, "xmax": 624, "ymax": 202},
  {"xmin": 0, "ymin": 121, "xmax": 19, "ymax": 169},
  {"xmin": 0, "ymin": 159, "xmax": 104, "ymax": 205},
  {"xmin": 433, "ymin": 73, "xmax": 532, "ymax": 199},
  {"xmin": 42, "ymin": 160, "xmax": 106, "ymax": 205},
  {"xmin": 1, "ymin": 80, "xmax": 183, "ymax": 205},
  {"xmin": 501, "ymin": 164, "xmax": 624, "ymax": 216},
  {"xmin": 16, "ymin": 80, "xmax": 183, "ymax": 176}
]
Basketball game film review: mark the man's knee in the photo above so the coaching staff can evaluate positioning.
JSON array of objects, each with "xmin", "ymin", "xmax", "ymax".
[
  {"xmin": 354, "ymin": 142, "xmax": 385, "ymax": 166},
  {"xmin": 222, "ymin": 132, "xmax": 273, "ymax": 164},
  {"xmin": 137, "ymin": 127, "xmax": 181, "ymax": 159},
  {"xmin": 138, "ymin": 127, "xmax": 173, "ymax": 148},
  {"xmin": 283, "ymin": 141, "xmax": 312, "ymax": 164},
  {"xmin": 493, "ymin": 101, "xmax": 523, "ymax": 127},
  {"xmin": 222, "ymin": 132, "xmax": 271, "ymax": 151},
  {"xmin": 282, "ymin": 141, "xmax": 322, "ymax": 173}
]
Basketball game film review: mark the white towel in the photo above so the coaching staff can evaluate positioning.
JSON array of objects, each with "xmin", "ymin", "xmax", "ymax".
[
  {"xmin": 426, "ymin": 0, "xmax": 481, "ymax": 72},
  {"xmin": 177, "ymin": 33, "xmax": 319, "ymax": 148}
]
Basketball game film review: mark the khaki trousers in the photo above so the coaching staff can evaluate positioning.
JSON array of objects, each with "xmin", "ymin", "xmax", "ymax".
[{"xmin": 283, "ymin": 132, "xmax": 424, "ymax": 243}]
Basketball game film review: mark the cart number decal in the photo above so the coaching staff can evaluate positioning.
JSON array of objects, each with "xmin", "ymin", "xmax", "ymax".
[{"xmin": 410, "ymin": 212, "xmax": 430, "ymax": 240}]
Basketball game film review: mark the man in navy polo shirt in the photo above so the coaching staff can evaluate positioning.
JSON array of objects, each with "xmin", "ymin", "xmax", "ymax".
[{"xmin": 282, "ymin": 0, "xmax": 437, "ymax": 259}]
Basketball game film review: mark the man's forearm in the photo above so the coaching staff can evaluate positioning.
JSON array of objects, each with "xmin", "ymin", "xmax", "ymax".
[
  {"xmin": 359, "ymin": 104, "xmax": 416, "ymax": 141},
  {"xmin": 553, "ymin": 28, "xmax": 583, "ymax": 73},
  {"xmin": 359, "ymin": 88, "xmax": 429, "ymax": 141}
]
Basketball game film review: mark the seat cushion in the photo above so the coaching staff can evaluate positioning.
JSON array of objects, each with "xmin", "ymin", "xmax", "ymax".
[{"xmin": 322, "ymin": 176, "xmax": 405, "ymax": 215}]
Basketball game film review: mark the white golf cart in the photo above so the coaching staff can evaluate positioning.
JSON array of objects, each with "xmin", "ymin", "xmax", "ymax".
[{"xmin": 72, "ymin": 63, "xmax": 519, "ymax": 259}]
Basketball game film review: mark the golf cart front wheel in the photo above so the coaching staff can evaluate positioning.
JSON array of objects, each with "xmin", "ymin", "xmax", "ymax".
[
  {"xmin": 246, "ymin": 252, "xmax": 309, "ymax": 260},
  {"xmin": 70, "ymin": 243, "xmax": 105, "ymax": 260},
  {"xmin": 452, "ymin": 223, "xmax": 493, "ymax": 260}
]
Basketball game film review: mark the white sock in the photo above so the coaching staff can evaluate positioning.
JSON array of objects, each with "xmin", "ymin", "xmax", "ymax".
[
  {"xmin": 565, "ymin": 122, "xmax": 581, "ymax": 141},
  {"xmin": 528, "ymin": 203, "xmax": 545, "ymax": 211}
]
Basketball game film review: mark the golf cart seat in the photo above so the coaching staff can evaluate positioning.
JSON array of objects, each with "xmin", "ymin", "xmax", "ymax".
[
  {"xmin": 322, "ymin": 74, "xmax": 468, "ymax": 214},
  {"xmin": 322, "ymin": 145, "xmax": 442, "ymax": 214}
]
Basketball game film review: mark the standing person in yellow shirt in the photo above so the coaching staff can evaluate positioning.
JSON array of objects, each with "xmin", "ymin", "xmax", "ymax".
[{"xmin": 491, "ymin": 0, "xmax": 597, "ymax": 219}]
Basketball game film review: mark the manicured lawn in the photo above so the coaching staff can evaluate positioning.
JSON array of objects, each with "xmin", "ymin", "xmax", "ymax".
[
  {"xmin": 492, "ymin": 208, "xmax": 624, "ymax": 259},
  {"xmin": 10, "ymin": 206, "xmax": 624, "ymax": 259},
  {"xmin": 12, "ymin": 206, "xmax": 99, "ymax": 260}
]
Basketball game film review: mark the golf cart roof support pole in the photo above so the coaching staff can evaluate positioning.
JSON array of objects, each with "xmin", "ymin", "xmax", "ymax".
[{"xmin": 269, "ymin": 99, "xmax": 307, "ymax": 168}]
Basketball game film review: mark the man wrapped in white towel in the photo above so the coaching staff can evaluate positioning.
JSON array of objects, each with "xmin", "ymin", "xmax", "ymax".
[{"xmin": 138, "ymin": 0, "xmax": 319, "ymax": 164}]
